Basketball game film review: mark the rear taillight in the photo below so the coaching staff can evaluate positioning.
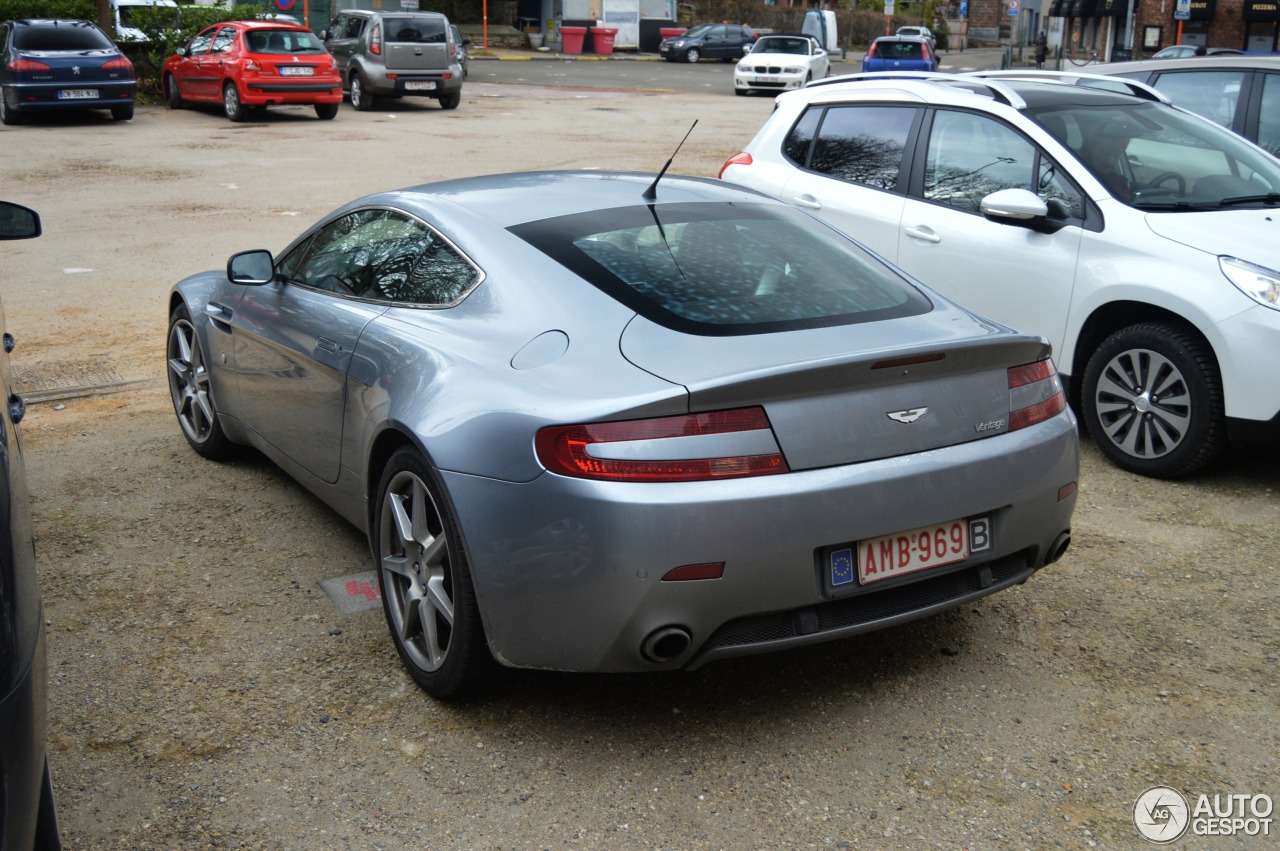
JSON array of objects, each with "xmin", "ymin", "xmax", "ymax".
[
  {"xmin": 103, "ymin": 56, "xmax": 133, "ymax": 70},
  {"xmin": 866, "ymin": 43, "xmax": 877, "ymax": 58},
  {"xmin": 922, "ymin": 45, "xmax": 932, "ymax": 60},
  {"xmin": 370, "ymin": 23, "xmax": 382, "ymax": 55},
  {"xmin": 535, "ymin": 407, "xmax": 789, "ymax": 482},
  {"xmin": 8, "ymin": 58, "xmax": 51, "ymax": 71},
  {"xmin": 718, "ymin": 151, "xmax": 752, "ymax": 179},
  {"xmin": 245, "ymin": 59, "xmax": 261, "ymax": 72},
  {"xmin": 1008, "ymin": 358, "xmax": 1066, "ymax": 431}
]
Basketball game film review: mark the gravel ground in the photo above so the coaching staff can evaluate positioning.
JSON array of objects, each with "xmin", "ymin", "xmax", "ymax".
[{"xmin": 3, "ymin": 80, "xmax": 1278, "ymax": 850}]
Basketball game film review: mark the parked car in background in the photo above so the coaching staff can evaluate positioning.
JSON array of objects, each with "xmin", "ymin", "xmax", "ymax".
[
  {"xmin": 1088, "ymin": 55, "xmax": 1280, "ymax": 155},
  {"xmin": 1151, "ymin": 44, "xmax": 1243, "ymax": 58},
  {"xmin": 165, "ymin": 170, "xmax": 1078, "ymax": 699},
  {"xmin": 450, "ymin": 23, "xmax": 469, "ymax": 78},
  {"xmin": 111, "ymin": 0, "xmax": 177, "ymax": 43},
  {"xmin": 0, "ymin": 200, "xmax": 61, "ymax": 850},
  {"xmin": 659, "ymin": 23, "xmax": 755, "ymax": 63},
  {"xmin": 862, "ymin": 36, "xmax": 938, "ymax": 72},
  {"xmin": 721, "ymin": 71, "xmax": 1280, "ymax": 478},
  {"xmin": 897, "ymin": 25, "xmax": 937, "ymax": 51},
  {"xmin": 0, "ymin": 18, "xmax": 136, "ymax": 125},
  {"xmin": 324, "ymin": 9, "xmax": 463, "ymax": 110},
  {"xmin": 734, "ymin": 34, "xmax": 829, "ymax": 96},
  {"xmin": 162, "ymin": 21, "xmax": 342, "ymax": 122}
]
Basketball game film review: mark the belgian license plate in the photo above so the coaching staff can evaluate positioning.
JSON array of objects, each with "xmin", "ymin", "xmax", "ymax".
[
  {"xmin": 58, "ymin": 89, "xmax": 98, "ymax": 99},
  {"xmin": 755, "ymin": 75, "xmax": 779, "ymax": 83},
  {"xmin": 405, "ymin": 80, "xmax": 436, "ymax": 91},
  {"xmin": 280, "ymin": 66, "xmax": 314, "ymax": 76},
  {"xmin": 828, "ymin": 516, "xmax": 991, "ymax": 588}
]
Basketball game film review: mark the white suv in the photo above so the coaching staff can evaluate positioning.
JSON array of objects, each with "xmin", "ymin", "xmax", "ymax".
[{"xmin": 721, "ymin": 71, "xmax": 1280, "ymax": 478}]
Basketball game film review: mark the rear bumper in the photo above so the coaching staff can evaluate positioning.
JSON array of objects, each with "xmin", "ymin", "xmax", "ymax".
[
  {"xmin": 443, "ymin": 413, "xmax": 1079, "ymax": 673},
  {"xmin": 243, "ymin": 79, "xmax": 343, "ymax": 105},
  {"xmin": 3, "ymin": 80, "xmax": 135, "ymax": 112},
  {"xmin": 371, "ymin": 74, "xmax": 463, "ymax": 97}
]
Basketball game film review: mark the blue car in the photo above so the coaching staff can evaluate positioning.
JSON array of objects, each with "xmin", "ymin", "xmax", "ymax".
[
  {"xmin": 862, "ymin": 35, "xmax": 938, "ymax": 72},
  {"xmin": 0, "ymin": 18, "xmax": 136, "ymax": 125}
]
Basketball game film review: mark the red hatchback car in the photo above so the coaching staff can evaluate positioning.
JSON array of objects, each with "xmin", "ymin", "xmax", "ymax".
[{"xmin": 162, "ymin": 21, "xmax": 341, "ymax": 121}]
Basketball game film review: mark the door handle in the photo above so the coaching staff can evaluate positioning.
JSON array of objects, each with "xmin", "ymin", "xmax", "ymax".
[
  {"xmin": 316, "ymin": 337, "xmax": 339, "ymax": 353},
  {"xmin": 904, "ymin": 225, "xmax": 942, "ymax": 243},
  {"xmin": 791, "ymin": 194, "xmax": 822, "ymax": 211}
]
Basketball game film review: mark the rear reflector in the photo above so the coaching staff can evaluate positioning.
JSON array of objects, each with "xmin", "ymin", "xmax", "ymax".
[
  {"xmin": 1008, "ymin": 358, "xmax": 1066, "ymax": 431},
  {"xmin": 662, "ymin": 562, "xmax": 725, "ymax": 581},
  {"xmin": 718, "ymin": 151, "xmax": 753, "ymax": 179},
  {"xmin": 535, "ymin": 407, "xmax": 788, "ymax": 482}
]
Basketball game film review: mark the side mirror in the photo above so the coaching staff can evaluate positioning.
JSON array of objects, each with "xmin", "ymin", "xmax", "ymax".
[
  {"xmin": 227, "ymin": 249, "xmax": 275, "ymax": 285},
  {"xmin": 321, "ymin": 29, "xmax": 331, "ymax": 41},
  {"xmin": 980, "ymin": 188, "xmax": 1050, "ymax": 228},
  {"xmin": 0, "ymin": 201, "xmax": 41, "ymax": 240},
  {"xmin": 174, "ymin": 46, "xmax": 187, "ymax": 57}
]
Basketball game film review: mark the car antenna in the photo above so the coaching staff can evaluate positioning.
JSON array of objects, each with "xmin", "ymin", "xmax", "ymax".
[{"xmin": 643, "ymin": 120, "xmax": 697, "ymax": 202}]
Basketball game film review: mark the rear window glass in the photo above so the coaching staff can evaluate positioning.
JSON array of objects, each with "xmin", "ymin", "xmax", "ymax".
[
  {"xmin": 383, "ymin": 17, "xmax": 446, "ymax": 43},
  {"xmin": 14, "ymin": 22, "xmax": 114, "ymax": 50},
  {"xmin": 245, "ymin": 28, "xmax": 325, "ymax": 53},
  {"xmin": 510, "ymin": 202, "xmax": 931, "ymax": 335},
  {"xmin": 877, "ymin": 40, "xmax": 923, "ymax": 59}
]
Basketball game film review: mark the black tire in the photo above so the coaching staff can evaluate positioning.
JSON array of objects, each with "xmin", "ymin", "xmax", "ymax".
[
  {"xmin": 314, "ymin": 102, "xmax": 339, "ymax": 120},
  {"xmin": 350, "ymin": 72, "xmax": 373, "ymax": 111},
  {"xmin": 1, "ymin": 94, "xmax": 23, "ymax": 126},
  {"xmin": 166, "ymin": 303, "xmax": 236, "ymax": 460},
  {"xmin": 438, "ymin": 91, "xmax": 460, "ymax": 110},
  {"xmin": 374, "ymin": 447, "xmax": 497, "ymax": 699},
  {"xmin": 685, "ymin": 47, "xmax": 700, "ymax": 63},
  {"xmin": 110, "ymin": 104, "xmax": 133, "ymax": 121},
  {"xmin": 165, "ymin": 74, "xmax": 184, "ymax": 109},
  {"xmin": 223, "ymin": 82, "xmax": 245, "ymax": 122},
  {"xmin": 1081, "ymin": 322, "xmax": 1225, "ymax": 478},
  {"xmin": 734, "ymin": 88, "xmax": 747, "ymax": 96}
]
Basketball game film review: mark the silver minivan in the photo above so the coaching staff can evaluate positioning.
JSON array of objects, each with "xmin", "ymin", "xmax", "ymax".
[{"xmin": 324, "ymin": 9, "xmax": 463, "ymax": 110}]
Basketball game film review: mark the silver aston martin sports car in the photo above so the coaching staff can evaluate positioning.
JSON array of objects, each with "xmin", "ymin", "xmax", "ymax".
[{"xmin": 167, "ymin": 171, "xmax": 1079, "ymax": 699}]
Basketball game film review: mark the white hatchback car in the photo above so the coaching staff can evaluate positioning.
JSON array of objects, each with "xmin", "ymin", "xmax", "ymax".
[
  {"xmin": 722, "ymin": 71, "xmax": 1280, "ymax": 478},
  {"xmin": 734, "ymin": 34, "xmax": 829, "ymax": 96}
]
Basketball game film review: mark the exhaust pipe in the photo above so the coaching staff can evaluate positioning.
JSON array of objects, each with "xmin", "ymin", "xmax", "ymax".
[
  {"xmin": 1046, "ymin": 531, "xmax": 1071, "ymax": 565},
  {"xmin": 641, "ymin": 626, "xmax": 692, "ymax": 663}
]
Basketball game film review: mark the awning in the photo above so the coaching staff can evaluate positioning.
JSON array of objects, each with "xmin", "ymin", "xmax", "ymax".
[
  {"xmin": 1244, "ymin": 0, "xmax": 1280, "ymax": 20},
  {"xmin": 1064, "ymin": 0, "xmax": 1098, "ymax": 16},
  {"xmin": 1048, "ymin": 0, "xmax": 1067, "ymax": 14},
  {"xmin": 1095, "ymin": 0, "xmax": 1125, "ymax": 16}
]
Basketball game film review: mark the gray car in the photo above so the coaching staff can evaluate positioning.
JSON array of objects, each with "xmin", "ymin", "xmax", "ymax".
[
  {"xmin": 324, "ymin": 9, "xmax": 462, "ymax": 110},
  {"xmin": 166, "ymin": 171, "xmax": 1079, "ymax": 699}
]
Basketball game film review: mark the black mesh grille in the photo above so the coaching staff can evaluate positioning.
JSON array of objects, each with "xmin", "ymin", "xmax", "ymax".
[{"xmin": 700, "ymin": 551, "xmax": 1031, "ymax": 653}]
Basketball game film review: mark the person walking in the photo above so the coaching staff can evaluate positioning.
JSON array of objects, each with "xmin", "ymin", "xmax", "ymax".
[{"xmin": 1034, "ymin": 30, "xmax": 1048, "ymax": 69}]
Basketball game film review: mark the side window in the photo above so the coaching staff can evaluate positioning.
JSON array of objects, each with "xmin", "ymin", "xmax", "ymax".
[
  {"xmin": 278, "ymin": 209, "xmax": 480, "ymax": 306},
  {"xmin": 708, "ymin": 25, "xmax": 726, "ymax": 39},
  {"xmin": 808, "ymin": 105, "xmax": 915, "ymax": 191},
  {"xmin": 1151, "ymin": 70, "xmax": 1246, "ymax": 129},
  {"xmin": 1255, "ymin": 72, "xmax": 1280, "ymax": 158},
  {"xmin": 186, "ymin": 26, "xmax": 216, "ymax": 55},
  {"xmin": 923, "ymin": 110, "xmax": 1036, "ymax": 212},
  {"xmin": 209, "ymin": 26, "xmax": 237, "ymax": 54},
  {"xmin": 328, "ymin": 16, "xmax": 347, "ymax": 39},
  {"xmin": 783, "ymin": 108, "xmax": 821, "ymax": 166}
]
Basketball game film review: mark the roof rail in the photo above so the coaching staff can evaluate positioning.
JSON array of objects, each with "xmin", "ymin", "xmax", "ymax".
[
  {"xmin": 804, "ymin": 71, "xmax": 1027, "ymax": 109},
  {"xmin": 966, "ymin": 69, "xmax": 1172, "ymax": 104}
]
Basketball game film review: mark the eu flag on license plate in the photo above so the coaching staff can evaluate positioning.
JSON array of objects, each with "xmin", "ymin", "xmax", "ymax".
[{"xmin": 831, "ymin": 548, "xmax": 854, "ymax": 586}]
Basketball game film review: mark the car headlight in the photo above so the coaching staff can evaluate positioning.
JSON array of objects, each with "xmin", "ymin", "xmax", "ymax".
[
  {"xmin": 784, "ymin": 65, "xmax": 802, "ymax": 74},
  {"xmin": 1221, "ymin": 256, "xmax": 1280, "ymax": 309}
]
